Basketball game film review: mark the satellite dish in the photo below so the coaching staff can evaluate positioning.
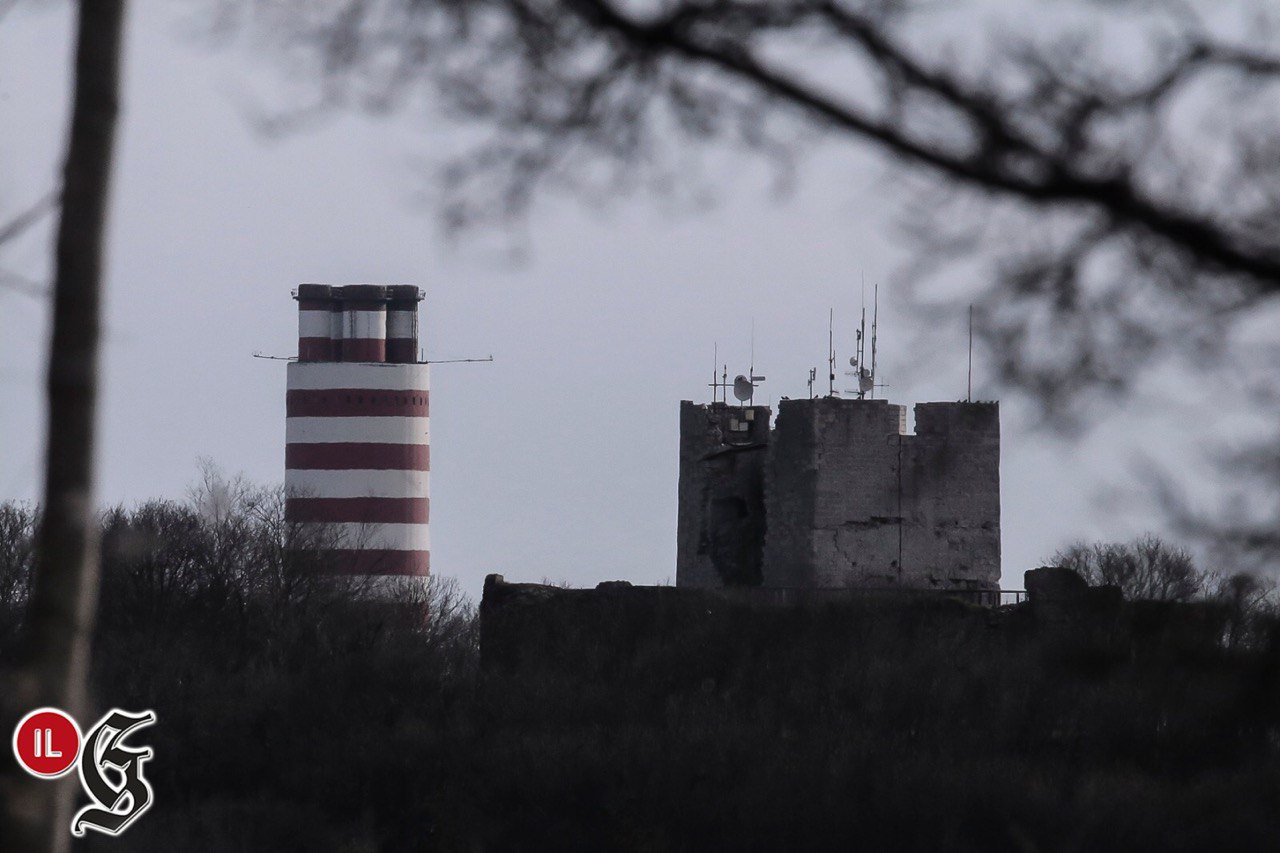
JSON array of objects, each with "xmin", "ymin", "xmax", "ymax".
[
  {"xmin": 733, "ymin": 374, "xmax": 753, "ymax": 402},
  {"xmin": 858, "ymin": 369, "xmax": 874, "ymax": 393},
  {"xmin": 849, "ymin": 356, "xmax": 858, "ymax": 367}
]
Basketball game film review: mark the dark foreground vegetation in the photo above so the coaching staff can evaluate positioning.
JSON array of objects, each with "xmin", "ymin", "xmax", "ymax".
[{"xmin": 2, "ymin": 487, "xmax": 1279, "ymax": 852}]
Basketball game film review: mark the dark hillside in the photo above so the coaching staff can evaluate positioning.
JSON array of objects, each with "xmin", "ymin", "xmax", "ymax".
[{"xmin": 1, "ymin": 501, "xmax": 1278, "ymax": 851}]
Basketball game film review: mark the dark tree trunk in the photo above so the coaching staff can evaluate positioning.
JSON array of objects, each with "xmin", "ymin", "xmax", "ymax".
[{"xmin": 1, "ymin": 2, "xmax": 127, "ymax": 851}]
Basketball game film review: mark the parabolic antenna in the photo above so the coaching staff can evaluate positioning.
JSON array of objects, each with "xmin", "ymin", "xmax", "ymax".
[{"xmin": 733, "ymin": 374, "xmax": 754, "ymax": 402}]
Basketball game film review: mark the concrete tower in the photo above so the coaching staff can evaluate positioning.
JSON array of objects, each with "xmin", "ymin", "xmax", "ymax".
[
  {"xmin": 676, "ymin": 401, "xmax": 772, "ymax": 588},
  {"xmin": 676, "ymin": 397, "xmax": 1001, "ymax": 592},
  {"xmin": 285, "ymin": 284, "xmax": 430, "ymax": 590}
]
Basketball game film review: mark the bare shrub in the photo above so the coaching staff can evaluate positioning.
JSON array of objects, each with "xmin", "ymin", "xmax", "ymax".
[
  {"xmin": 0, "ymin": 502, "xmax": 36, "ymax": 610},
  {"xmin": 1051, "ymin": 534, "xmax": 1210, "ymax": 602}
]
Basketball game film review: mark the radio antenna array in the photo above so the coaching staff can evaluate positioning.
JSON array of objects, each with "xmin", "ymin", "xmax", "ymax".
[
  {"xmin": 708, "ymin": 343, "xmax": 733, "ymax": 403},
  {"xmin": 846, "ymin": 280, "xmax": 886, "ymax": 399},
  {"xmin": 730, "ymin": 320, "xmax": 767, "ymax": 405}
]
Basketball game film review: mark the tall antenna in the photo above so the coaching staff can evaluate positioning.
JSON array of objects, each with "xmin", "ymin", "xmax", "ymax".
[
  {"xmin": 870, "ymin": 283, "xmax": 879, "ymax": 400},
  {"xmin": 849, "ymin": 283, "xmax": 869, "ymax": 399},
  {"xmin": 708, "ymin": 349, "xmax": 733, "ymax": 403},
  {"xmin": 742, "ymin": 319, "xmax": 766, "ymax": 406},
  {"xmin": 847, "ymin": 281, "xmax": 886, "ymax": 399},
  {"xmin": 858, "ymin": 277, "xmax": 866, "ymax": 378},
  {"xmin": 828, "ymin": 308, "xmax": 836, "ymax": 397},
  {"xmin": 713, "ymin": 342, "xmax": 719, "ymax": 403},
  {"xmin": 967, "ymin": 304, "xmax": 974, "ymax": 402}
]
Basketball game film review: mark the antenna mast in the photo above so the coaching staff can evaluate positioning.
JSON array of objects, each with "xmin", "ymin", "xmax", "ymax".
[
  {"xmin": 707, "ymin": 345, "xmax": 734, "ymax": 403},
  {"xmin": 870, "ymin": 283, "xmax": 879, "ymax": 400},
  {"xmin": 851, "ymin": 283, "xmax": 867, "ymax": 399},
  {"xmin": 734, "ymin": 323, "xmax": 767, "ymax": 408},
  {"xmin": 860, "ymin": 287, "xmax": 867, "ymax": 397},
  {"xmin": 967, "ymin": 305, "xmax": 973, "ymax": 402},
  {"xmin": 847, "ymin": 280, "xmax": 886, "ymax": 399},
  {"xmin": 828, "ymin": 308, "xmax": 836, "ymax": 397}
]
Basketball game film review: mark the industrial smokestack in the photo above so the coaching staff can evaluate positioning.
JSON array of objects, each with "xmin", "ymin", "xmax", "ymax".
[{"xmin": 285, "ymin": 283, "xmax": 431, "ymax": 591}]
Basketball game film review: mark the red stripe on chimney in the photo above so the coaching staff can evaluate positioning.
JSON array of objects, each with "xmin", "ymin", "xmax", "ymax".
[
  {"xmin": 286, "ymin": 390, "xmax": 429, "ymax": 418},
  {"xmin": 286, "ymin": 497, "xmax": 430, "ymax": 524},
  {"xmin": 286, "ymin": 442, "xmax": 429, "ymax": 470},
  {"xmin": 340, "ymin": 338, "xmax": 386, "ymax": 363},
  {"xmin": 310, "ymin": 549, "xmax": 430, "ymax": 576}
]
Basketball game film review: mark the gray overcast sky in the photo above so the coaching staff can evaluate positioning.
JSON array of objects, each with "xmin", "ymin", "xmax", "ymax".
[{"xmin": 0, "ymin": 3, "xmax": 1220, "ymax": 599}]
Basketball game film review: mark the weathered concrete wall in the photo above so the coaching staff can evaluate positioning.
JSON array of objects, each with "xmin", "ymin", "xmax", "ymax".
[
  {"xmin": 682, "ymin": 397, "xmax": 1000, "ymax": 591},
  {"xmin": 900, "ymin": 403, "xmax": 1001, "ymax": 589},
  {"xmin": 764, "ymin": 398, "xmax": 908, "ymax": 587},
  {"xmin": 758, "ymin": 399, "xmax": 818, "ymax": 587},
  {"xmin": 762, "ymin": 399, "xmax": 999, "ymax": 590},
  {"xmin": 676, "ymin": 402, "xmax": 771, "ymax": 587}
]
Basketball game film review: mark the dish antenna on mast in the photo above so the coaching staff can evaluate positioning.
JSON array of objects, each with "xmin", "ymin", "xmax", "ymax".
[
  {"xmin": 846, "ymin": 281, "xmax": 886, "ymax": 399},
  {"xmin": 708, "ymin": 326, "xmax": 766, "ymax": 405}
]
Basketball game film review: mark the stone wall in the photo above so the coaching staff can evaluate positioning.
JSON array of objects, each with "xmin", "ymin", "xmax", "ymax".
[{"xmin": 763, "ymin": 398, "xmax": 907, "ymax": 586}]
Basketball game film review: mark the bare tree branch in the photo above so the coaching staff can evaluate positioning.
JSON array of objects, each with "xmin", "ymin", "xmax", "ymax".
[
  {"xmin": 214, "ymin": 0, "xmax": 1280, "ymax": 565},
  {"xmin": 0, "ymin": 190, "xmax": 58, "ymax": 248}
]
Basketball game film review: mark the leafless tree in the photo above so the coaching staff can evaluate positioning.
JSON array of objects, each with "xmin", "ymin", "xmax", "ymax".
[
  {"xmin": 212, "ymin": 0, "xmax": 1280, "ymax": 569},
  {"xmin": 218, "ymin": 3, "xmax": 1279, "ymax": 360},
  {"xmin": 0, "ymin": 2, "xmax": 127, "ymax": 851},
  {"xmin": 0, "ymin": 503, "xmax": 36, "ymax": 611},
  {"xmin": 1053, "ymin": 533, "xmax": 1278, "ymax": 649},
  {"xmin": 1051, "ymin": 534, "xmax": 1210, "ymax": 602}
]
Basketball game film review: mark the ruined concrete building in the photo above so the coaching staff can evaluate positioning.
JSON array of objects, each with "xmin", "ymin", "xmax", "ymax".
[{"xmin": 677, "ymin": 397, "xmax": 1000, "ymax": 590}]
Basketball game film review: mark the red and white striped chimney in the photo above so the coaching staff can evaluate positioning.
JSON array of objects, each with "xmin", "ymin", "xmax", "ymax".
[
  {"xmin": 386, "ymin": 285, "xmax": 421, "ymax": 364},
  {"xmin": 285, "ymin": 284, "xmax": 430, "ymax": 592}
]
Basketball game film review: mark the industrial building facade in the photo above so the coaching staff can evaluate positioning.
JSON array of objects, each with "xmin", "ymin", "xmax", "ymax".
[
  {"xmin": 284, "ymin": 284, "xmax": 431, "ymax": 587},
  {"xmin": 677, "ymin": 397, "xmax": 1000, "ymax": 590}
]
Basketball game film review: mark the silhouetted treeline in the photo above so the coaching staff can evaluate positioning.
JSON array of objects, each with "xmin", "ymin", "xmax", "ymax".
[{"xmin": 1, "ymin": 488, "xmax": 1279, "ymax": 851}]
